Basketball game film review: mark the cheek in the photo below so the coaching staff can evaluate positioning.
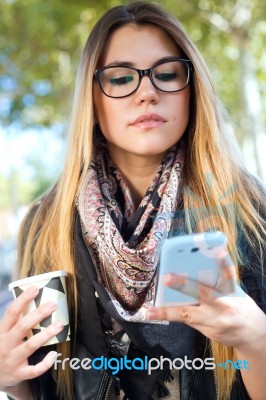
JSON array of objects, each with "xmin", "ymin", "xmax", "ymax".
[
  {"xmin": 93, "ymin": 85, "xmax": 101, "ymax": 121},
  {"xmin": 173, "ymin": 93, "xmax": 190, "ymax": 124},
  {"xmin": 93, "ymin": 95, "xmax": 109, "ymax": 128},
  {"xmin": 95, "ymin": 103, "xmax": 120, "ymax": 142},
  {"xmin": 184, "ymin": 90, "xmax": 191, "ymax": 117},
  {"xmin": 93, "ymin": 86, "xmax": 114, "ymax": 128},
  {"xmin": 97, "ymin": 99, "xmax": 126, "ymax": 135}
]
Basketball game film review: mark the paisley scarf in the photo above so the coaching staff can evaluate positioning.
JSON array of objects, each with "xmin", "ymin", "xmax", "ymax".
[{"xmin": 77, "ymin": 142, "xmax": 184, "ymax": 321}]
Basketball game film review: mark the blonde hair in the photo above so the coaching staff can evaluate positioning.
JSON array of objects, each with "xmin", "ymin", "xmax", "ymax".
[{"xmin": 18, "ymin": 2, "xmax": 265, "ymax": 399}]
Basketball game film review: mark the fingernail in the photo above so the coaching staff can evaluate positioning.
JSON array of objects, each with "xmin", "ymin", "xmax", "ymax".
[
  {"xmin": 164, "ymin": 275, "xmax": 175, "ymax": 286},
  {"xmin": 53, "ymin": 321, "xmax": 64, "ymax": 330},
  {"xmin": 147, "ymin": 309, "xmax": 157, "ymax": 320},
  {"xmin": 164, "ymin": 275, "xmax": 185, "ymax": 288},
  {"xmin": 48, "ymin": 351, "xmax": 58, "ymax": 362},
  {"xmin": 26, "ymin": 285, "xmax": 39, "ymax": 294},
  {"xmin": 46, "ymin": 301, "xmax": 57, "ymax": 310}
]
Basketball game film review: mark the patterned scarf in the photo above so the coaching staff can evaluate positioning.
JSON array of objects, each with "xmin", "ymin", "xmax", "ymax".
[{"xmin": 77, "ymin": 142, "xmax": 184, "ymax": 321}]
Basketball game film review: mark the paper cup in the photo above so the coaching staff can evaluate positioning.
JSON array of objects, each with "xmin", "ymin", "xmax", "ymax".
[{"xmin": 9, "ymin": 270, "xmax": 70, "ymax": 346}]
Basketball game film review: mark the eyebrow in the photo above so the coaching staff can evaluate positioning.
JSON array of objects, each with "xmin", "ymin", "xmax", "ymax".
[{"xmin": 103, "ymin": 56, "xmax": 181, "ymax": 68}]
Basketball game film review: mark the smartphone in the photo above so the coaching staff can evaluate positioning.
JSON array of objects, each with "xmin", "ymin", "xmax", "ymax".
[{"xmin": 155, "ymin": 231, "xmax": 230, "ymax": 306}]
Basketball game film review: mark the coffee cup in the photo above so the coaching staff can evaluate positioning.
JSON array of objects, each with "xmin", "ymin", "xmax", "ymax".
[{"xmin": 9, "ymin": 270, "xmax": 70, "ymax": 346}]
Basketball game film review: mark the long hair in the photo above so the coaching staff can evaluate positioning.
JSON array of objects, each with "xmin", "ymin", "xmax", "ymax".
[{"xmin": 18, "ymin": 2, "xmax": 265, "ymax": 399}]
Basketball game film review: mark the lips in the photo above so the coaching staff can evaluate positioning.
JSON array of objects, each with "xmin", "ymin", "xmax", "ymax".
[{"xmin": 130, "ymin": 113, "xmax": 166, "ymax": 129}]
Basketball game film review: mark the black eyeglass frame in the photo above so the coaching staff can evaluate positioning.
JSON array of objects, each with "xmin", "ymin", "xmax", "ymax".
[{"xmin": 94, "ymin": 58, "xmax": 194, "ymax": 99}]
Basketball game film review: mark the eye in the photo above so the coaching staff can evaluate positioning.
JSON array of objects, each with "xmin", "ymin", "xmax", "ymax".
[
  {"xmin": 155, "ymin": 72, "xmax": 178, "ymax": 82},
  {"xmin": 110, "ymin": 75, "xmax": 134, "ymax": 85}
]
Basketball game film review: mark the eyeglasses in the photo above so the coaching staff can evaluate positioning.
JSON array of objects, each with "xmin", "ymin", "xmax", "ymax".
[{"xmin": 94, "ymin": 58, "xmax": 193, "ymax": 98}]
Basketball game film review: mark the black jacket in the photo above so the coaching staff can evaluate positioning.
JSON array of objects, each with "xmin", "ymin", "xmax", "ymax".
[{"xmin": 27, "ymin": 211, "xmax": 266, "ymax": 400}]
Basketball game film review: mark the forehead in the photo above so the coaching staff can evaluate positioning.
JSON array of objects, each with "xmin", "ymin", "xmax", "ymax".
[{"xmin": 100, "ymin": 23, "xmax": 181, "ymax": 67}]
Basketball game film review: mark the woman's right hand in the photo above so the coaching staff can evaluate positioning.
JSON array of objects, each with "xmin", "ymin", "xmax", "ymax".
[{"xmin": 0, "ymin": 285, "xmax": 64, "ymax": 392}]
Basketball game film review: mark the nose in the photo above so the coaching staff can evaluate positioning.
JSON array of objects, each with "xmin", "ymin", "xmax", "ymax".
[{"xmin": 134, "ymin": 75, "xmax": 160, "ymax": 104}]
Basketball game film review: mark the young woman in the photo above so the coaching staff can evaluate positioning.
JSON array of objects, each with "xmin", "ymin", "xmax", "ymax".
[{"xmin": 1, "ymin": 2, "xmax": 265, "ymax": 399}]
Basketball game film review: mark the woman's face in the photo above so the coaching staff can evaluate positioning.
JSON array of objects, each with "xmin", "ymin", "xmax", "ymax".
[{"xmin": 93, "ymin": 24, "xmax": 190, "ymax": 163}]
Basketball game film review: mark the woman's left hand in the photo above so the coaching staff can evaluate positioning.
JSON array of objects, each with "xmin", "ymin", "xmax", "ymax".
[{"xmin": 147, "ymin": 259, "xmax": 266, "ymax": 349}]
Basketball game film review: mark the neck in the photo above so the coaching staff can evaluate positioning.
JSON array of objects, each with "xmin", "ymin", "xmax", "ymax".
[{"xmin": 109, "ymin": 149, "xmax": 165, "ymax": 209}]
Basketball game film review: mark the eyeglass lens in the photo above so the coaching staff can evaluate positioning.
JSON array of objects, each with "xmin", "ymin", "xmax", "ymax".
[{"xmin": 98, "ymin": 60, "xmax": 190, "ymax": 98}]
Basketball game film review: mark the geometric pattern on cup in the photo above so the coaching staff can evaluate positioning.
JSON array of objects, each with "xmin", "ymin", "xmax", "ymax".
[
  {"xmin": 45, "ymin": 276, "xmax": 65, "ymax": 293},
  {"xmin": 39, "ymin": 314, "xmax": 52, "ymax": 328},
  {"xmin": 14, "ymin": 286, "xmax": 24, "ymax": 298},
  {"xmin": 13, "ymin": 276, "xmax": 70, "ymax": 346},
  {"xmin": 42, "ymin": 325, "xmax": 71, "ymax": 346},
  {"xmin": 56, "ymin": 325, "xmax": 70, "ymax": 342},
  {"xmin": 34, "ymin": 277, "xmax": 65, "ymax": 308}
]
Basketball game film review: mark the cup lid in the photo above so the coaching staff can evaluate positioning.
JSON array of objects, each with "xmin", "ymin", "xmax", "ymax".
[{"xmin": 8, "ymin": 270, "xmax": 68, "ymax": 290}]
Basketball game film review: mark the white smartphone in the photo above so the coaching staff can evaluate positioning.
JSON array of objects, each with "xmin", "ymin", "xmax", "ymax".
[{"xmin": 155, "ymin": 231, "xmax": 230, "ymax": 306}]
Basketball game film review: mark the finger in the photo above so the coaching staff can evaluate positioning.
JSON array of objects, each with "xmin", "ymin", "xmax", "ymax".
[
  {"xmin": 164, "ymin": 264, "xmax": 237, "ymax": 303},
  {"xmin": 19, "ymin": 350, "xmax": 59, "ymax": 381},
  {"xmin": 0, "ymin": 286, "xmax": 39, "ymax": 332},
  {"xmin": 215, "ymin": 257, "xmax": 237, "ymax": 294},
  {"xmin": 216, "ymin": 260, "xmax": 247, "ymax": 300},
  {"xmin": 164, "ymin": 274, "xmax": 217, "ymax": 303},
  {"xmin": 10, "ymin": 301, "xmax": 58, "ymax": 344},
  {"xmin": 147, "ymin": 305, "xmax": 201, "ymax": 325},
  {"xmin": 14, "ymin": 321, "xmax": 64, "ymax": 364}
]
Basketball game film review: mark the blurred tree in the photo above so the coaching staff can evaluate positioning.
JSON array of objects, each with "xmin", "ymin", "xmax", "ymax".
[
  {"xmin": 0, "ymin": 169, "xmax": 39, "ymax": 209},
  {"xmin": 0, "ymin": 175, "xmax": 10, "ymax": 209},
  {"xmin": 159, "ymin": 0, "xmax": 266, "ymax": 176},
  {"xmin": 24, "ymin": 156, "xmax": 57, "ymax": 201},
  {"xmin": 0, "ymin": 0, "xmax": 114, "ymax": 127}
]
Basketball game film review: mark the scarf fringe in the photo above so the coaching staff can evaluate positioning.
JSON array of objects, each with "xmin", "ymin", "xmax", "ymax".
[
  {"xmin": 162, "ymin": 368, "xmax": 174, "ymax": 383},
  {"xmin": 157, "ymin": 379, "xmax": 170, "ymax": 398}
]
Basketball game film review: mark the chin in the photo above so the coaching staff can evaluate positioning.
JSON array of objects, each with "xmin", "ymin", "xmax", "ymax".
[
  {"xmin": 133, "ymin": 148, "xmax": 169, "ymax": 158},
  {"xmin": 138, "ymin": 143, "xmax": 174, "ymax": 154}
]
